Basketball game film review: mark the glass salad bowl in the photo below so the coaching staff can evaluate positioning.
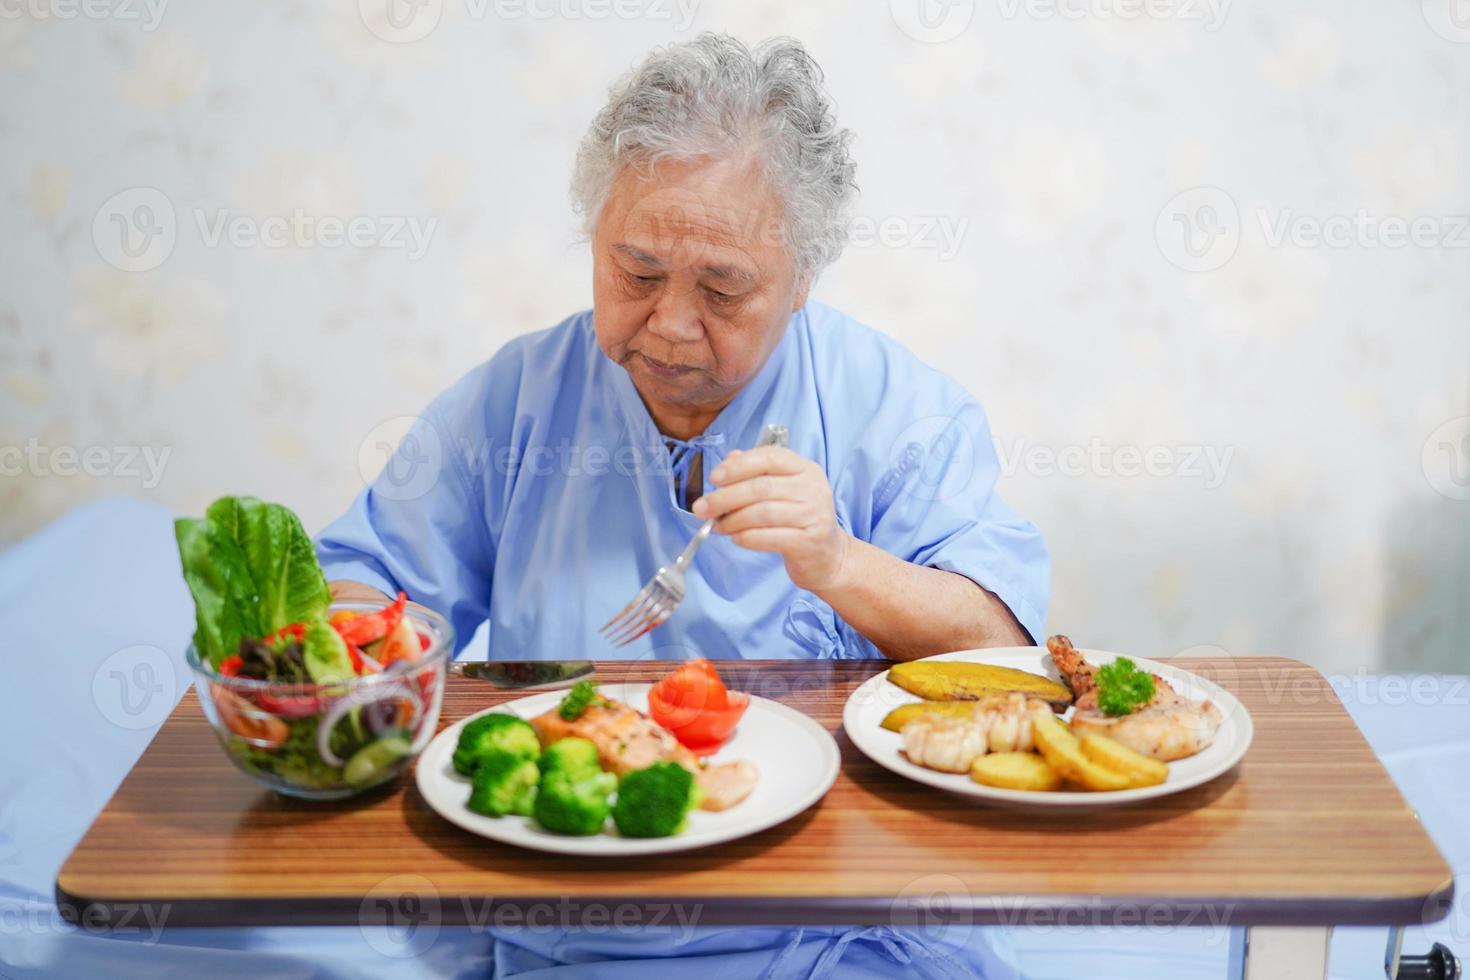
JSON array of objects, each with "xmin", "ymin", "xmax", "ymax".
[{"xmin": 185, "ymin": 600, "xmax": 453, "ymax": 800}]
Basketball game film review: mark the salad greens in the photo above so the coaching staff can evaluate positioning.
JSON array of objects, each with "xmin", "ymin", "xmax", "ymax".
[
  {"xmin": 176, "ymin": 494, "xmax": 429, "ymax": 797},
  {"xmin": 228, "ymin": 711, "xmax": 358, "ymax": 790},
  {"xmin": 1095, "ymin": 657, "xmax": 1157, "ymax": 717},
  {"xmin": 176, "ymin": 495, "xmax": 330, "ymax": 668}
]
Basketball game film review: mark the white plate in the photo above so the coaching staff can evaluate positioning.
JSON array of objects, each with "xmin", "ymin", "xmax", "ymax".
[
  {"xmin": 842, "ymin": 647, "xmax": 1253, "ymax": 809},
  {"xmin": 416, "ymin": 683, "xmax": 841, "ymax": 855}
]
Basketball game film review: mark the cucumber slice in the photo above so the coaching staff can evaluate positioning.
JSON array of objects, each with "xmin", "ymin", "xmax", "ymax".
[{"xmin": 343, "ymin": 736, "xmax": 412, "ymax": 786}]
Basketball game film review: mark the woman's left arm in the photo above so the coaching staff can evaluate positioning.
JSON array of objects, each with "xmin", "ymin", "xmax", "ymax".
[
  {"xmin": 693, "ymin": 446, "xmax": 1032, "ymax": 661},
  {"xmin": 809, "ymin": 535, "xmax": 1030, "ymax": 660}
]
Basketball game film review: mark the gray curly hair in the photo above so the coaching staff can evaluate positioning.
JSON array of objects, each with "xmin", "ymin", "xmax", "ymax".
[{"xmin": 571, "ymin": 33, "xmax": 857, "ymax": 283}]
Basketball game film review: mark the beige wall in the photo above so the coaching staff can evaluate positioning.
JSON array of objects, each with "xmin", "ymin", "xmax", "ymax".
[{"xmin": 3, "ymin": 1, "xmax": 1468, "ymax": 673}]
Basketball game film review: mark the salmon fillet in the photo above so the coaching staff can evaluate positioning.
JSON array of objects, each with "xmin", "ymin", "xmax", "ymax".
[{"xmin": 530, "ymin": 700, "xmax": 757, "ymax": 811}]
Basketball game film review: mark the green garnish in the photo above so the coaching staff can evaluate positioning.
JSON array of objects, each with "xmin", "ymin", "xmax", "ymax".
[
  {"xmin": 558, "ymin": 680, "xmax": 605, "ymax": 721},
  {"xmin": 1095, "ymin": 658, "xmax": 1156, "ymax": 717}
]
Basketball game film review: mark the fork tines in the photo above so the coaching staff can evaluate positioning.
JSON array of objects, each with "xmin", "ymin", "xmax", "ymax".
[{"xmin": 597, "ymin": 579, "xmax": 670, "ymax": 648}]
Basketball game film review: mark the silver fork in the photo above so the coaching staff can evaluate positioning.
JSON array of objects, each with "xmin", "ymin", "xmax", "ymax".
[{"xmin": 599, "ymin": 422, "xmax": 789, "ymax": 648}]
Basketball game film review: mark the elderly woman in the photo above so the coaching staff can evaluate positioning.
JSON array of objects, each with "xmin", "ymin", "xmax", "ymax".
[{"xmin": 319, "ymin": 33, "xmax": 1044, "ymax": 980}]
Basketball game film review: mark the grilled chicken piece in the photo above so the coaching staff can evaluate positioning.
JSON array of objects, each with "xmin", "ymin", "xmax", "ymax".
[
  {"xmin": 530, "ymin": 700, "xmax": 757, "ymax": 811},
  {"xmin": 1046, "ymin": 634, "xmax": 1223, "ymax": 762},
  {"xmin": 900, "ymin": 693, "xmax": 1052, "ymax": 773}
]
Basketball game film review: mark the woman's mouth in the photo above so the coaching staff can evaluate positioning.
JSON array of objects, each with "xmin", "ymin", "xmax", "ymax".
[{"xmin": 636, "ymin": 352, "xmax": 696, "ymax": 380}]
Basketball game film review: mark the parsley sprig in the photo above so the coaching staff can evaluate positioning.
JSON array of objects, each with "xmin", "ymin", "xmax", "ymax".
[{"xmin": 1095, "ymin": 658, "xmax": 1156, "ymax": 717}]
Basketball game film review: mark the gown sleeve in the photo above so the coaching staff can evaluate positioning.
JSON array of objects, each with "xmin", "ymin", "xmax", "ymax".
[
  {"xmin": 821, "ymin": 323, "xmax": 1051, "ymax": 647},
  {"xmin": 857, "ymin": 395, "xmax": 1050, "ymax": 644},
  {"xmin": 315, "ymin": 356, "xmax": 515, "ymax": 655}
]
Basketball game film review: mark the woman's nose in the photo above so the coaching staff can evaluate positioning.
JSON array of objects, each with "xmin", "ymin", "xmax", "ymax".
[{"xmin": 645, "ymin": 286, "xmax": 705, "ymax": 343}]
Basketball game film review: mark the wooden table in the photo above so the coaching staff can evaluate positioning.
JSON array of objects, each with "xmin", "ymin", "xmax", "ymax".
[{"xmin": 58, "ymin": 657, "xmax": 1453, "ymax": 979}]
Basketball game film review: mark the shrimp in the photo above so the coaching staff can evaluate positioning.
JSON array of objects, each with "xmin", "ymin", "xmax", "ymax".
[
  {"xmin": 1045, "ymin": 634, "xmax": 1098, "ymax": 696},
  {"xmin": 901, "ymin": 712, "xmax": 992, "ymax": 773},
  {"xmin": 695, "ymin": 759, "xmax": 759, "ymax": 812},
  {"xmin": 900, "ymin": 694, "xmax": 1053, "ymax": 773}
]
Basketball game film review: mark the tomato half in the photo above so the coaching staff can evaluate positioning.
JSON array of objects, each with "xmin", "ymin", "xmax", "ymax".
[{"xmin": 647, "ymin": 658, "xmax": 749, "ymax": 752}]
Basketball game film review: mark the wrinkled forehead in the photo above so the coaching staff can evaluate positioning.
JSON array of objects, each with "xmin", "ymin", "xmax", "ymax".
[{"xmin": 602, "ymin": 161, "xmax": 793, "ymax": 275}]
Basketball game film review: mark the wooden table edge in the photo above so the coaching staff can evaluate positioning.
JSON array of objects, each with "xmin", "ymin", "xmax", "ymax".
[{"xmin": 55, "ymin": 878, "xmax": 1458, "ymax": 930}]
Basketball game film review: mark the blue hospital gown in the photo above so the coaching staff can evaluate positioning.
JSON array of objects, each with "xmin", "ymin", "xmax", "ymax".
[{"xmin": 316, "ymin": 300, "xmax": 1049, "ymax": 978}]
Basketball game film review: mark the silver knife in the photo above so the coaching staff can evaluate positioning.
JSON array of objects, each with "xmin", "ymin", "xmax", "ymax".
[{"xmin": 450, "ymin": 660, "xmax": 595, "ymax": 690}]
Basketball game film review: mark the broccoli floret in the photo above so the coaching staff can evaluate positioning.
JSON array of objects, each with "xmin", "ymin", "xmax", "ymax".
[
  {"xmin": 611, "ymin": 761, "xmax": 704, "ymax": 838},
  {"xmin": 533, "ymin": 769, "xmax": 617, "ymax": 835},
  {"xmin": 539, "ymin": 737, "xmax": 602, "ymax": 778},
  {"xmin": 453, "ymin": 713, "xmax": 540, "ymax": 776},
  {"xmin": 466, "ymin": 750, "xmax": 540, "ymax": 817},
  {"xmin": 557, "ymin": 680, "xmax": 606, "ymax": 720}
]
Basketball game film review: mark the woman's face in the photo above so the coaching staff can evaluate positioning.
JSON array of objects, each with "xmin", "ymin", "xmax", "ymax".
[{"xmin": 591, "ymin": 156, "xmax": 808, "ymax": 437}]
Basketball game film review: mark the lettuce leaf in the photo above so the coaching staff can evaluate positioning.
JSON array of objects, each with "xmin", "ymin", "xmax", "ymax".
[
  {"xmin": 302, "ymin": 616, "xmax": 355, "ymax": 683},
  {"xmin": 175, "ymin": 496, "xmax": 331, "ymax": 667}
]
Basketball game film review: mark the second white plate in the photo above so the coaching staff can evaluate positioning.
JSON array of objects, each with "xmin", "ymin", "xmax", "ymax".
[{"xmin": 842, "ymin": 647, "xmax": 1252, "ymax": 808}]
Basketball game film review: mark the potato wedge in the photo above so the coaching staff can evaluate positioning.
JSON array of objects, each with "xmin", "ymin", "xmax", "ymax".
[
  {"xmin": 880, "ymin": 701, "xmax": 976, "ymax": 732},
  {"xmin": 1079, "ymin": 732, "xmax": 1168, "ymax": 788},
  {"xmin": 887, "ymin": 662, "xmax": 1072, "ymax": 709},
  {"xmin": 970, "ymin": 751, "xmax": 1063, "ymax": 792},
  {"xmin": 1031, "ymin": 713, "xmax": 1134, "ymax": 792}
]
